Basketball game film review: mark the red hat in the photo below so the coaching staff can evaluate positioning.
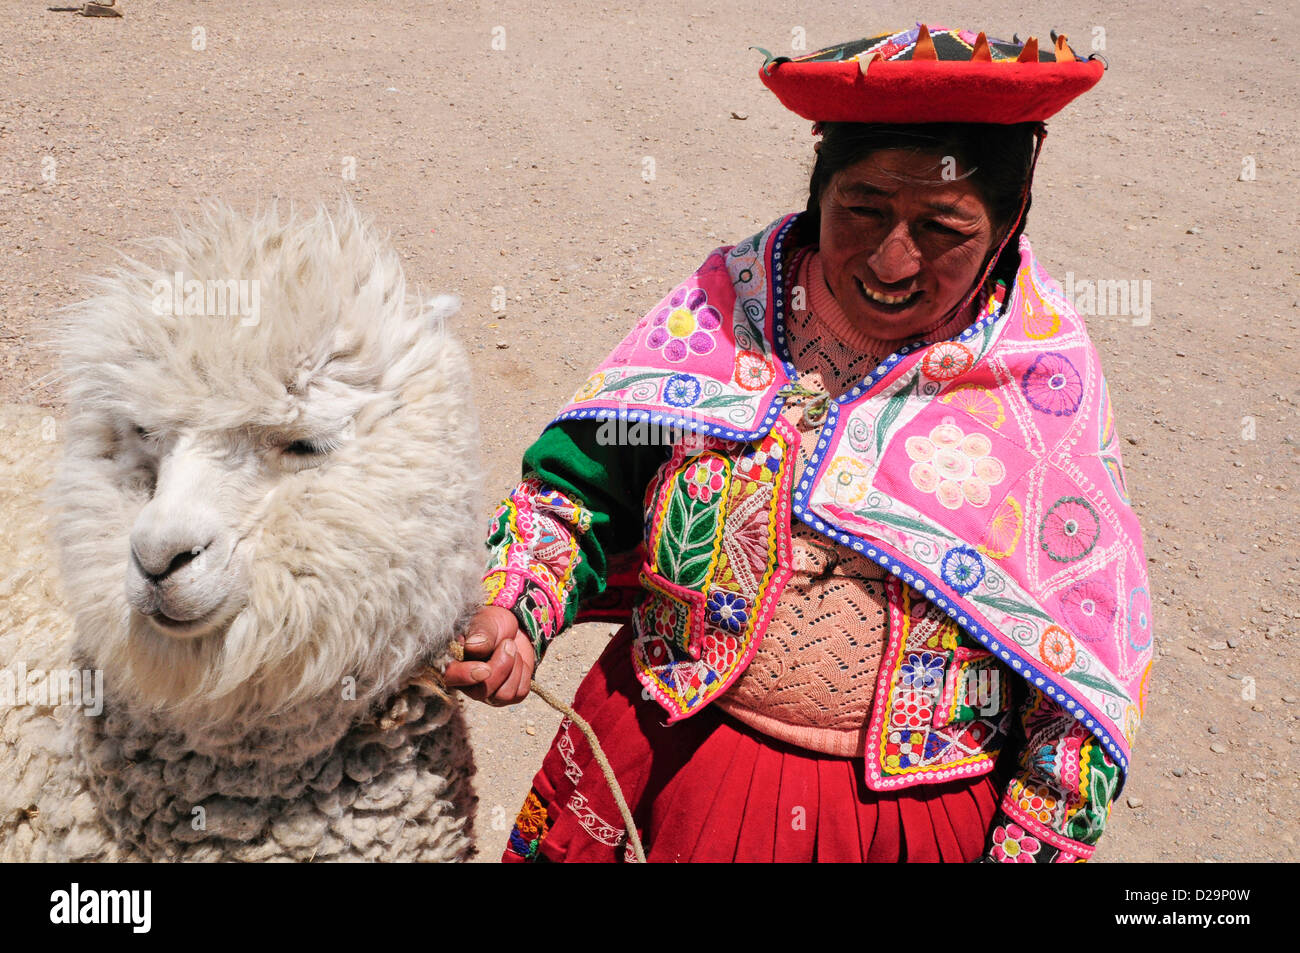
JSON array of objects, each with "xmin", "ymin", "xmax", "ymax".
[{"xmin": 758, "ymin": 24, "xmax": 1103, "ymax": 125}]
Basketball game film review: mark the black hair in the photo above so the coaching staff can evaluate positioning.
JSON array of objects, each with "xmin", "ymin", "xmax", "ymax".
[{"xmin": 792, "ymin": 122, "xmax": 1042, "ymax": 295}]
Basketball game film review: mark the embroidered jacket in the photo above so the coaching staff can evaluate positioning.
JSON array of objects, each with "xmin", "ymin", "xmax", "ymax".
[{"xmin": 483, "ymin": 214, "xmax": 1152, "ymax": 862}]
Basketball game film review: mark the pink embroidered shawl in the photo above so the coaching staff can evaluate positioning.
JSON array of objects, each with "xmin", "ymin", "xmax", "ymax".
[{"xmin": 553, "ymin": 213, "xmax": 1153, "ymax": 774}]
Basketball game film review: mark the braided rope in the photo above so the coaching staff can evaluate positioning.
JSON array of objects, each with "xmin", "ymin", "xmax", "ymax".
[{"xmin": 445, "ymin": 641, "xmax": 647, "ymax": 863}]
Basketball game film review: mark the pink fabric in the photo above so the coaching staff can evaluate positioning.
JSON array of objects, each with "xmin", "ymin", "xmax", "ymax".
[{"xmin": 555, "ymin": 213, "xmax": 1152, "ymax": 777}]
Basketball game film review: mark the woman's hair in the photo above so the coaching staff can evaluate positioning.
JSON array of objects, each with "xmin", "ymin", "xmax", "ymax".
[{"xmin": 793, "ymin": 121, "xmax": 1042, "ymax": 293}]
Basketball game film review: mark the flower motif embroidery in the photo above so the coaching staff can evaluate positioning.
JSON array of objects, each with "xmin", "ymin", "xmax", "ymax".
[
  {"xmin": 1039, "ymin": 496, "xmax": 1101, "ymax": 563},
  {"xmin": 899, "ymin": 651, "xmax": 945, "ymax": 691},
  {"xmin": 940, "ymin": 383, "xmax": 1006, "ymax": 430},
  {"xmin": 1127, "ymin": 586, "xmax": 1153, "ymax": 651},
  {"xmin": 663, "ymin": 373, "xmax": 702, "ymax": 408},
  {"xmin": 991, "ymin": 823, "xmax": 1042, "ymax": 862},
  {"xmin": 979, "ymin": 496, "xmax": 1023, "ymax": 559},
  {"xmin": 572, "ymin": 372, "xmax": 606, "ymax": 403},
  {"xmin": 920, "ymin": 341, "xmax": 975, "ymax": 381},
  {"xmin": 824, "ymin": 455, "xmax": 873, "ymax": 506},
  {"xmin": 701, "ymin": 630, "xmax": 741, "ymax": 670},
  {"xmin": 1039, "ymin": 625, "xmax": 1077, "ymax": 673},
  {"xmin": 706, "ymin": 590, "xmax": 749, "ymax": 634},
  {"xmin": 1014, "ymin": 783, "xmax": 1060, "ymax": 825},
  {"xmin": 1021, "ymin": 352, "xmax": 1083, "ymax": 417},
  {"xmin": 940, "ymin": 545, "xmax": 985, "ymax": 595},
  {"xmin": 734, "ymin": 351, "xmax": 775, "ymax": 391},
  {"xmin": 906, "ymin": 420, "xmax": 1006, "ymax": 509},
  {"xmin": 890, "ymin": 691, "xmax": 935, "ymax": 731},
  {"xmin": 1060, "ymin": 578, "xmax": 1117, "ymax": 643},
  {"xmin": 885, "ymin": 730, "xmax": 926, "ymax": 769},
  {"xmin": 645, "ymin": 286, "xmax": 723, "ymax": 363},
  {"xmin": 683, "ymin": 456, "xmax": 726, "ymax": 503}
]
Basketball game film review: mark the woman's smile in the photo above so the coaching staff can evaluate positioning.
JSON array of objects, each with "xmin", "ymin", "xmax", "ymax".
[{"xmin": 853, "ymin": 275, "xmax": 923, "ymax": 310}]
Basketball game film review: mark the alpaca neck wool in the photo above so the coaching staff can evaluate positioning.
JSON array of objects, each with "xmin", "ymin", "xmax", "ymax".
[{"xmin": 72, "ymin": 652, "xmax": 475, "ymax": 861}]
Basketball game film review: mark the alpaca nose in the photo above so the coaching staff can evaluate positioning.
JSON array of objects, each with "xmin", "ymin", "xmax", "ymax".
[{"xmin": 131, "ymin": 537, "xmax": 213, "ymax": 582}]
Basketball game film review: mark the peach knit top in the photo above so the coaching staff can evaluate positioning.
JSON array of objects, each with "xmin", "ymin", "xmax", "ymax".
[{"xmin": 714, "ymin": 248, "xmax": 981, "ymax": 756}]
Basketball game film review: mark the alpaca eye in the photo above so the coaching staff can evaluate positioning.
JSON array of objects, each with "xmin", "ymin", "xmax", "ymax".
[
  {"xmin": 280, "ymin": 435, "xmax": 341, "ymax": 469},
  {"xmin": 284, "ymin": 440, "xmax": 325, "ymax": 456}
]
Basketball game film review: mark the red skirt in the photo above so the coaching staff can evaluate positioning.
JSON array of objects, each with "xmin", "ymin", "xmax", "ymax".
[{"xmin": 503, "ymin": 626, "xmax": 1002, "ymax": 863}]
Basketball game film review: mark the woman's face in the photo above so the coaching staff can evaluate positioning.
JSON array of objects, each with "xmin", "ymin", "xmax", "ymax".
[{"xmin": 818, "ymin": 148, "xmax": 1002, "ymax": 340}]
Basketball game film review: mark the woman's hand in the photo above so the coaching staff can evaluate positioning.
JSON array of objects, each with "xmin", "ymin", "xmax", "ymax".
[{"xmin": 444, "ymin": 605, "xmax": 536, "ymax": 706}]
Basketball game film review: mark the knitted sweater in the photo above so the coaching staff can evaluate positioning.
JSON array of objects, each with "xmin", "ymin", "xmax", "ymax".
[{"xmin": 714, "ymin": 249, "xmax": 981, "ymax": 755}]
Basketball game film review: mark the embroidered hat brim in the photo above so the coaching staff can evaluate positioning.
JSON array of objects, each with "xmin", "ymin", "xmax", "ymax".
[{"xmin": 759, "ymin": 24, "xmax": 1103, "ymax": 124}]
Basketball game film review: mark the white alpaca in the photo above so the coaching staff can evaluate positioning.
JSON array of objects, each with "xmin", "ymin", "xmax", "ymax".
[{"xmin": 0, "ymin": 200, "xmax": 482, "ymax": 861}]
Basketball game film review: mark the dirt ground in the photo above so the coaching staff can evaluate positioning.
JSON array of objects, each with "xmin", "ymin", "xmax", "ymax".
[{"xmin": 1, "ymin": 0, "xmax": 1296, "ymax": 863}]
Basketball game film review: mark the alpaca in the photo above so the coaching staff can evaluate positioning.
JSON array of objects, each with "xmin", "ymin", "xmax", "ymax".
[{"xmin": 0, "ymin": 199, "xmax": 482, "ymax": 861}]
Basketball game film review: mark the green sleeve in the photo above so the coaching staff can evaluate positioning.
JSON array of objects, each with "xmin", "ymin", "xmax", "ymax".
[{"xmin": 482, "ymin": 419, "xmax": 669, "ymax": 661}]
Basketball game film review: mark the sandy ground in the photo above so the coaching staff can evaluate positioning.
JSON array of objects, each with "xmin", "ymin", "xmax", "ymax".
[{"xmin": 1, "ymin": 0, "xmax": 1297, "ymax": 862}]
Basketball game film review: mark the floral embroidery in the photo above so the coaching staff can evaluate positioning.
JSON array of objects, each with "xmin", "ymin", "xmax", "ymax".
[
  {"xmin": 991, "ymin": 823, "xmax": 1041, "ymax": 862},
  {"xmin": 885, "ymin": 727, "xmax": 929, "ymax": 765},
  {"xmin": 1127, "ymin": 586, "xmax": 1153, "ymax": 651},
  {"xmin": 939, "ymin": 383, "xmax": 1006, "ymax": 429},
  {"xmin": 734, "ymin": 351, "xmax": 775, "ymax": 391},
  {"xmin": 920, "ymin": 341, "xmax": 975, "ymax": 381},
  {"xmin": 906, "ymin": 420, "xmax": 1006, "ymax": 509},
  {"xmin": 645, "ymin": 286, "xmax": 723, "ymax": 362},
  {"xmin": 572, "ymin": 372, "xmax": 606, "ymax": 403},
  {"xmin": 506, "ymin": 791, "xmax": 552, "ymax": 860},
  {"xmin": 1039, "ymin": 625, "xmax": 1077, "ymax": 673},
  {"xmin": 1060, "ymin": 578, "xmax": 1117, "ymax": 643},
  {"xmin": 1021, "ymin": 352, "xmax": 1083, "ymax": 416},
  {"xmin": 941, "ymin": 546, "xmax": 985, "ymax": 595},
  {"xmin": 701, "ymin": 632, "xmax": 740, "ymax": 670},
  {"xmin": 900, "ymin": 651, "xmax": 945, "ymax": 691},
  {"xmin": 866, "ymin": 580, "xmax": 1011, "ymax": 790},
  {"xmin": 664, "ymin": 373, "xmax": 702, "ymax": 408},
  {"xmin": 482, "ymin": 476, "xmax": 595, "ymax": 660},
  {"xmin": 683, "ymin": 456, "xmax": 727, "ymax": 503},
  {"xmin": 979, "ymin": 496, "xmax": 1023, "ymax": 559},
  {"xmin": 823, "ymin": 455, "xmax": 873, "ymax": 506},
  {"xmin": 1039, "ymin": 496, "xmax": 1101, "ymax": 563},
  {"xmin": 1014, "ymin": 782, "xmax": 1060, "ymax": 825},
  {"xmin": 706, "ymin": 589, "xmax": 749, "ymax": 633}
]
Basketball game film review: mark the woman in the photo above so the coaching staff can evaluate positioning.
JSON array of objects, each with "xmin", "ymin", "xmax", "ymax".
[{"xmin": 447, "ymin": 24, "xmax": 1153, "ymax": 863}]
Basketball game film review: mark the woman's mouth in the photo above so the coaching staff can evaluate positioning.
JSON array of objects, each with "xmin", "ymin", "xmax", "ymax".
[{"xmin": 854, "ymin": 276, "xmax": 921, "ymax": 310}]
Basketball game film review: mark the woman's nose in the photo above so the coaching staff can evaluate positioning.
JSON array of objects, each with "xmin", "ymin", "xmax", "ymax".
[{"xmin": 867, "ymin": 221, "xmax": 921, "ymax": 284}]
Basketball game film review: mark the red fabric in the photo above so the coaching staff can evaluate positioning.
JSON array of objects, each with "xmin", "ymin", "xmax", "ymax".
[
  {"xmin": 759, "ymin": 58, "xmax": 1104, "ymax": 124},
  {"xmin": 503, "ymin": 625, "xmax": 1002, "ymax": 863}
]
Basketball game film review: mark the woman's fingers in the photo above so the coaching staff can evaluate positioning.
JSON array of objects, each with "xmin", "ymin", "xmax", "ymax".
[
  {"xmin": 448, "ymin": 606, "xmax": 535, "ymax": 706},
  {"xmin": 442, "ymin": 659, "xmax": 493, "ymax": 689},
  {"xmin": 458, "ymin": 606, "xmax": 519, "ymax": 660},
  {"xmin": 490, "ymin": 635, "xmax": 536, "ymax": 706}
]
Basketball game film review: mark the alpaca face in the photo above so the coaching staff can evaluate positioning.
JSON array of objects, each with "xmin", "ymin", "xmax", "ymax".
[
  {"xmin": 119, "ymin": 393, "xmax": 370, "ymax": 641},
  {"xmin": 53, "ymin": 202, "xmax": 482, "ymax": 723}
]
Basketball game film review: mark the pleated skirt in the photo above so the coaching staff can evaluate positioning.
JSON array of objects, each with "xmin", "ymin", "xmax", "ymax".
[{"xmin": 502, "ymin": 626, "xmax": 1002, "ymax": 863}]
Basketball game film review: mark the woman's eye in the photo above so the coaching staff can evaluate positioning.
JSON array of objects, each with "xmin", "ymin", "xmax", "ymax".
[
  {"xmin": 848, "ymin": 206, "xmax": 882, "ymax": 218},
  {"xmin": 926, "ymin": 221, "xmax": 964, "ymax": 236}
]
